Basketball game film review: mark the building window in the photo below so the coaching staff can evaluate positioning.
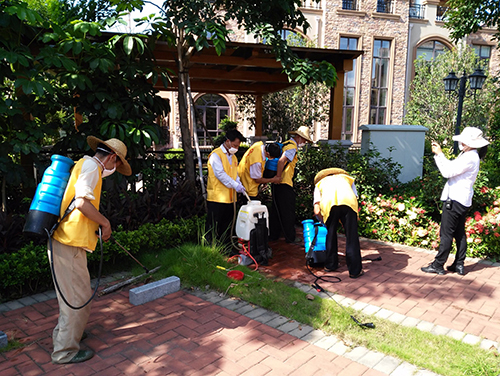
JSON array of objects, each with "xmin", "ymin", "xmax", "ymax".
[
  {"xmin": 376, "ymin": 0, "xmax": 393, "ymax": 14},
  {"xmin": 262, "ymin": 29, "xmax": 308, "ymax": 47},
  {"xmin": 416, "ymin": 40, "xmax": 449, "ymax": 61},
  {"xmin": 340, "ymin": 36, "xmax": 359, "ymax": 141},
  {"xmin": 473, "ymin": 45, "xmax": 491, "ymax": 66},
  {"xmin": 409, "ymin": 1, "xmax": 425, "ymax": 19},
  {"xmin": 370, "ymin": 39, "xmax": 391, "ymax": 125},
  {"xmin": 436, "ymin": 6, "xmax": 447, "ymax": 21},
  {"xmin": 342, "ymin": 0, "xmax": 359, "ymax": 11},
  {"xmin": 194, "ymin": 94, "xmax": 230, "ymax": 147}
]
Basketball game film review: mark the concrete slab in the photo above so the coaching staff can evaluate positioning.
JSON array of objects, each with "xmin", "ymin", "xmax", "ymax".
[{"xmin": 129, "ymin": 276, "xmax": 180, "ymax": 306}]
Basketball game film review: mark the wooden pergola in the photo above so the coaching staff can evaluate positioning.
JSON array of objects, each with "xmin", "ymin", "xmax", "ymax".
[{"xmin": 152, "ymin": 41, "xmax": 363, "ymax": 139}]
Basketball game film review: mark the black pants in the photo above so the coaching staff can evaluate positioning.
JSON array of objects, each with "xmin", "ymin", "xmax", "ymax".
[
  {"xmin": 433, "ymin": 200, "xmax": 469, "ymax": 268},
  {"xmin": 269, "ymin": 184, "xmax": 296, "ymax": 243},
  {"xmin": 325, "ymin": 205, "xmax": 362, "ymax": 276},
  {"xmin": 205, "ymin": 201, "xmax": 234, "ymax": 249}
]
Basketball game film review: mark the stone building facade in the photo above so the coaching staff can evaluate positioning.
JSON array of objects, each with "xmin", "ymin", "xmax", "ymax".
[{"xmin": 161, "ymin": 0, "xmax": 499, "ymax": 148}]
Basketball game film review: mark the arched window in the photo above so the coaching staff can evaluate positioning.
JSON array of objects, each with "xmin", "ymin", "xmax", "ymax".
[
  {"xmin": 416, "ymin": 40, "xmax": 450, "ymax": 61},
  {"xmin": 194, "ymin": 94, "xmax": 230, "ymax": 146}
]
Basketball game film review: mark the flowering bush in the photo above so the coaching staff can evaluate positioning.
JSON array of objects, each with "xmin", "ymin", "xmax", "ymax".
[
  {"xmin": 464, "ymin": 194, "xmax": 500, "ymax": 258},
  {"xmin": 359, "ymin": 187, "xmax": 500, "ymax": 260},
  {"xmin": 358, "ymin": 193, "xmax": 440, "ymax": 250}
]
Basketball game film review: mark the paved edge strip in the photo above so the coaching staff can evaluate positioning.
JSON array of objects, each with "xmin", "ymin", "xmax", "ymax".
[{"xmin": 2, "ymin": 251, "xmax": 499, "ymax": 376}]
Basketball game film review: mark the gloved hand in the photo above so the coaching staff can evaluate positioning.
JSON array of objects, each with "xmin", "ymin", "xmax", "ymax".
[{"xmin": 235, "ymin": 183, "xmax": 246, "ymax": 193}]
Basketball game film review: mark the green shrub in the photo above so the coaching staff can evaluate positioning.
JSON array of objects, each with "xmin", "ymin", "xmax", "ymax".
[
  {"xmin": 0, "ymin": 216, "xmax": 204, "ymax": 302},
  {"xmin": 294, "ymin": 143, "xmax": 402, "ymax": 222}
]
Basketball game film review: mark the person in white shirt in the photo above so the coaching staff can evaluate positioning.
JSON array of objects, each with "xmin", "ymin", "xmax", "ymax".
[
  {"xmin": 421, "ymin": 127, "xmax": 489, "ymax": 276},
  {"xmin": 205, "ymin": 129, "xmax": 246, "ymax": 252}
]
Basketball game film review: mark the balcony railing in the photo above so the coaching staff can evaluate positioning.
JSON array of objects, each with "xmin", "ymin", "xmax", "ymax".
[
  {"xmin": 436, "ymin": 6, "xmax": 448, "ymax": 21},
  {"xmin": 409, "ymin": 4, "xmax": 425, "ymax": 19},
  {"xmin": 376, "ymin": 0, "xmax": 393, "ymax": 14},
  {"xmin": 301, "ymin": 0, "xmax": 322, "ymax": 9},
  {"xmin": 342, "ymin": 0, "xmax": 359, "ymax": 11}
]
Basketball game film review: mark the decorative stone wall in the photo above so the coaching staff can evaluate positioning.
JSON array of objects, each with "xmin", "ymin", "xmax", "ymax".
[{"xmin": 324, "ymin": 0, "xmax": 410, "ymax": 142}]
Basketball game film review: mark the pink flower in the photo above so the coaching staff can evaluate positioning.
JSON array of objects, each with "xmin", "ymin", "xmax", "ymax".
[
  {"xmin": 494, "ymin": 233, "xmax": 500, "ymax": 238},
  {"xmin": 474, "ymin": 212, "xmax": 482, "ymax": 221},
  {"xmin": 372, "ymin": 229, "xmax": 377, "ymax": 234},
  {"xmin": 390, "ymin": 187, "xmax": 393, "ymax": 191},
  {"xmin": 410, "ymin": 196, "xmax": 415, "ymax": 200},
  {"xmin": 474, "ymin": 238, "xmax": 482, "ymax": 244}
]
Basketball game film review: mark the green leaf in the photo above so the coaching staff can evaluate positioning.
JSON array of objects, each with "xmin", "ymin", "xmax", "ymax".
[
  {"xmin": 123, "ymin": 36, "xmax": 134, "ymax": 55},
  {"xmin": 132, "ymin": 128, "xmax": 141, "ymax": 143},
  {"xmin": 143, "ymin": 132, "xmax": 152, "ymax": 148}
]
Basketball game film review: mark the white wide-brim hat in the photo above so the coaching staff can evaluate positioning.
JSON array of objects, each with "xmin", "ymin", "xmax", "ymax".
[
  {"xmin": 452, "ymin": 127, "xmax": 489, "ymax": 149},
  {"xmin": 289, "ymin": 126, "xmax": 313, "ymax": 143},
  {"xmin": 87, "ymin": 136, "xmax": 132, "ymax": 176}
]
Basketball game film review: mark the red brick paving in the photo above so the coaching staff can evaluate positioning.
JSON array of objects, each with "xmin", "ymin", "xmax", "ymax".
[
  {"xmin": 263, "ymin": 232, "xmax": 500, "ymax": 343},
  {"xmin": 1, "ymin": 290, "xmax": 378, "ymax": 375},
  {"xmin": 1, "ymin": 232, "xmax": 499, "ymax": 375}
]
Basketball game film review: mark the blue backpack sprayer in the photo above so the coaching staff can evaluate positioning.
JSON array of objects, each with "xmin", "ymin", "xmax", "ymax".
[{"xmin": 23, "ymin": 155, "xmax": 105, "ymax": 309}]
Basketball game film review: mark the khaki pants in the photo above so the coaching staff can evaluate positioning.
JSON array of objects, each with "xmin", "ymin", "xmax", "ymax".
[{"xmin": 48, "ymin": 239, "xmax": 92, "ymax": 363}]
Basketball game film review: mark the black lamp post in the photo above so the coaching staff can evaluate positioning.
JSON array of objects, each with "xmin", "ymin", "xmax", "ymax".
[{"xmin": 443, "ymin": 67, "xmax": 487, "ymax": 154}]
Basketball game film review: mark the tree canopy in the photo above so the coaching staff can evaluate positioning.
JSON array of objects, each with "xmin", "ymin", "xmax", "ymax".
[
  {"xmin": 1, "ymin": 0, "xmax": 170, "ymax": 195},
  {"xmin": 445, "ymin": 0, "xmax": 500, "ymax": 44},
  {"xmin": 110, "ymin": 0, "xmax": 337, "ymax": 183},
  {"xmin": 404, "ymin": 45, "xmax": 496, "ymax": 147}
]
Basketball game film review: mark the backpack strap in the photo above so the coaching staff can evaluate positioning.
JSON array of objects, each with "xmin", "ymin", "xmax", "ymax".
[{"xmin": 49, "ymin": 197, "xmax": 76, "ymax": 237}]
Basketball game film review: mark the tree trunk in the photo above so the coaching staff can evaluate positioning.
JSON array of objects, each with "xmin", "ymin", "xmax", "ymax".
[
  {"xmin": 177, "ymin": 71, "xmax": 195, "ymax": 183},
  {"xmin": 177, "ymin": 30, "xmax": 196, "ymax": 184}
]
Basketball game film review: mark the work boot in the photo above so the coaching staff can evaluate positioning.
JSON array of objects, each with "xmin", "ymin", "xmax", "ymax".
[
  {"xmin": 447, "ymin": 263, "xmax": 465, "ymax": 275},
  {"xmin": 421, "ymin": 263, "xmax": 445, "ymax": 275}
]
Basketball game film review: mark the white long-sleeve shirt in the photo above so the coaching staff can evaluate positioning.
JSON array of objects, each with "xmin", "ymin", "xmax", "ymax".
[
  {"xmin": 434, "ymin": 149, "xmax": 480, "ymax": 207},
  {"xmin": 208, "ymin": 144, "xmax": 241, "ymax": 190},
  {"xmin": 248, "ymin": 144, "xmax": 268, "ymax": 180}
]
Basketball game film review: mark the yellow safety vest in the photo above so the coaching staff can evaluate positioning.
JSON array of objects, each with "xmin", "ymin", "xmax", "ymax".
[
  {"xmin": 207, "ymin": 147, "xmax": 238, "ymax": 203},
  {"xmin": 281, "ymin": 140, "xmax": 298, "ymax": 187},
  {"xmin": 53, "ymin": 158, "xmax": 102, "ymax": 251},
  {"xmin": 317, "ymin": 174, "xmax": 358, "ymax": 223},
  {"xmin": 238, "ymin": 141, "xmax": 264, "ymax": 197}
]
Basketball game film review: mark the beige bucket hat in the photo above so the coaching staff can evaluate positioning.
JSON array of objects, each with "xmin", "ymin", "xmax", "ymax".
[
  {"xmin": 452, "ymin": 127, "xmax": 489, "ymax": 149},
  {"xmin": 87, "ymin": 136, "xmax": 132, "ymax": 176},
  {"xmin": 289, "ymin": 126, "xmax": 313, "ymax": 143},
  {"xmin": 314, "ymin": 168, "xmax": 349, "ymax": 185}
]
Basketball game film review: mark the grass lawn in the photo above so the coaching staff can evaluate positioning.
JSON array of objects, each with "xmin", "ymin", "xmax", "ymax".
[{"xmin": 129, "ymin": 242, "xmax": 499, "ymax": 376}]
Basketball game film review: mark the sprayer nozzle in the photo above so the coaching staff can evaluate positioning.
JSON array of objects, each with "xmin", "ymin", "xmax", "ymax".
[{"xmin": 363, "ymin": 323, "xmax": 375, "ymax": 329}]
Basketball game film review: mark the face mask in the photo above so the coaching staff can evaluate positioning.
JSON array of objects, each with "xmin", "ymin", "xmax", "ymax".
[
  {"xmin": 458, "ymin": 142, "xmax": 464, "ymax": 151},
  {"xmin": 225, "ymin": 140, "xmax": 238, "ymax": 155},
  {"xmin": 102, "ymin": 166, "xmax": 116, "ymax": 178},
  {"xmin": 102, "ymin": 155, "xmax": 117, "ymax": 177},
  {"xmin": 298, "ymin": 142, "xmax": 305, "ymax": 148}
]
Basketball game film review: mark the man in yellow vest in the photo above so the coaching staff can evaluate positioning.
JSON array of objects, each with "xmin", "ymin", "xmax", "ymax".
[
  {"xmin": 206, "ymin": 129, "xmax": 246, "ymax": 251},
  {"xmin": 313, "ymin": 168, "xmax": 363, "ymax": 278},
  {"xmin": 50, "ymin": 136, "xmax": 132, "ymax": 363},
  {"xmin": 269, "ymin": 126, "xmax": 313, "ymax": 243},
  {"xmin": 238, "ymin": 141, "xmax": 281, "ymax": 200}
]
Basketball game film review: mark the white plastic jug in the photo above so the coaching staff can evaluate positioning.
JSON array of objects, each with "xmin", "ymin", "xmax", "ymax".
[{"xmin": 235, "ymin": 200, "xmax": 269, "ymax": 241}]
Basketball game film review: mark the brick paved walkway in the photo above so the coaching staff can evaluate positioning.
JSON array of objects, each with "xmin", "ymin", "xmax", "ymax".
[
  {"xmin": 0, "ymin": 233, "xmax": 499, "ymax": 375},
  {"xmin": 264, "ymin": 235, "xmax": 500, "ymax": 343}
]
